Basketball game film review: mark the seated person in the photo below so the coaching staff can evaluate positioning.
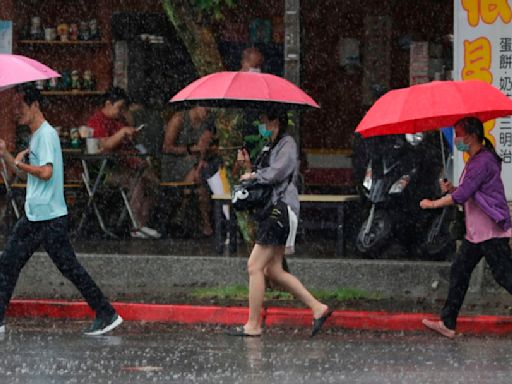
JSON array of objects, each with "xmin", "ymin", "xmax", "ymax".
[
  {"xmin": 162, "ymin": 106, "xmax": 215, "ymax": 236},
  {"xmin": 124, "ymin": 96, "xmax": 164, "ymax": 157},
  {"xmin": 232, "ymin": 47, "xmax": 266, "ymax": 178},
  {"xmin": 87, "ymin": 87, "xmax": 160, "ymax": 239}
]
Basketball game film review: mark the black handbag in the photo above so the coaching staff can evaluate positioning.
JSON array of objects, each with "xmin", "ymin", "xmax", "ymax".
[{"xmin": 231, "ymin": 179, "xmax": 272, "ymax": 211}]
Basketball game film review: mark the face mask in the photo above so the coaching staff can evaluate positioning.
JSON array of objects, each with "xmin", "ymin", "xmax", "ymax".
[
  {"xmin": 258, "ymin": 123, "xmax": 272, "ymax": 138},
  {"xmin": 454, "ymin": 137, "xmax": 470, "ymax": 152}
]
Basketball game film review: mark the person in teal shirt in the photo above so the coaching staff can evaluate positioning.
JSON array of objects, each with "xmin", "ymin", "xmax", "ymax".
[
  {"xmin": 24, "ymin": 119, "xmax": 68, "ymax": 221},
  {"xmin": 0, "ymin": 85, "xmax": 122, "ymax": 336}
]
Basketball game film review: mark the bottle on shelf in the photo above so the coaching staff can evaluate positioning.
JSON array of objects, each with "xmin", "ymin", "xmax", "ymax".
[{"xmin": 30, "ymin": 16, "xmax": 43, "ymax": 40}]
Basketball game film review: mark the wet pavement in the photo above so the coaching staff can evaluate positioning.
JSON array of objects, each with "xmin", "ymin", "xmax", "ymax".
[{"xmin": 1, "ymin": 319, "xmax": 512, "ymax": 383}]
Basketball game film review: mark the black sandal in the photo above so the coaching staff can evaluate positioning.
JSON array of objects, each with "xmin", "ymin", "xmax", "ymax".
[
  {"xmin": 226, "ymin": 326, "xmax": 262, "ymax": 337},
  {"xmin": 311, "ymin": 308, "xmax": 333, "ymax": 337}
]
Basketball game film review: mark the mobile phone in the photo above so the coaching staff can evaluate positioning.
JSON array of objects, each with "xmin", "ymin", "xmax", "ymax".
[{"xmin": 136, "ymin": 124, "xmax": 145, "ymax": 131}]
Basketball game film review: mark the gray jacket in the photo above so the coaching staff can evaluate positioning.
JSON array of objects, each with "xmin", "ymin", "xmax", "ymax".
[{"xmin": 255, "ymin": 135, "xmax": 300, "ymax": 216}]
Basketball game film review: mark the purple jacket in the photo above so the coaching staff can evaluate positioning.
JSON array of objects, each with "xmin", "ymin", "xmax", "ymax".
[{"xmin": 452, "ymin": 149, "xmax": 511, "ymax": 231}]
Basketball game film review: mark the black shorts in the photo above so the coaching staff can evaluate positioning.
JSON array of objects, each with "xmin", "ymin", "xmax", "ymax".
[{"xmin": 255, "ymin": 201, "xmax": 290, "ymax": 246}]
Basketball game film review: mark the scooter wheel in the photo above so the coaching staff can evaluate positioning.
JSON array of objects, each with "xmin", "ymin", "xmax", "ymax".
[{"xmin": 356, "ymin": 210, "xmax": 392, "ymax": 255}]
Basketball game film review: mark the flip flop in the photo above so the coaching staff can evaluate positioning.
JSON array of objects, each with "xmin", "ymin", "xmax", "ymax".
[
  {"xmin": 226, "ymin": 326, "xmax": 262, "ymax": 337},
  {"xmin": 311, "ymin": 308, "xmax": 333, "ymax": 337}
]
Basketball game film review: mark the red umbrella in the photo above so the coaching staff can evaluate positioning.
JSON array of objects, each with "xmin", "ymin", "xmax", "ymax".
[
  {"xmin": 170, "ymin": 71, "xmax": 319, "ymax": 109},
  {"xmin": 0, "ymin": 54, "xmax": 60, "ymax": 92},
  {"xmin": 356, "ymin": 80, "xmax": 512, "ymax": 138}
]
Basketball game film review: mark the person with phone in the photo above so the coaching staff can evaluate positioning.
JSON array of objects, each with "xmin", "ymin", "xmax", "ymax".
[
  {"xmin": 87, "ymin": 87, "xmax": 160, "ymax": 239},
  {"xmin": 227, "ymin": 108, "xmax": 331, "ymax": 337},
  {"xmin": 0, "ymin": 85, "xmax": 122, "ymax": 336}
]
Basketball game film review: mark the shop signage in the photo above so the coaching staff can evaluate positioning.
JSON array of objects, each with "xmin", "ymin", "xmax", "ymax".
[{"xmin": 454, "ymin": 0, "xmax": 512, "ymax": 200}]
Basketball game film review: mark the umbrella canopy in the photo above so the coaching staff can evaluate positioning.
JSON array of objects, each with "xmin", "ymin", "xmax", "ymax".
[
  {"xmin": 170, "ymin": 71, "xmax": 319, "ymax": 109},
  {"xmin": 0, "ymin": 54, "xmax": 60, "ymax": 92},
  {"xmin": 356, "ymin": 80, "xmax": 512, "ymax": 138}
]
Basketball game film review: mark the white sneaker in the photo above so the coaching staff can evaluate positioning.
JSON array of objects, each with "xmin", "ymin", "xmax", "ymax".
[
  {"xmin": 84, "ymin": 314, "xmax": 123, "ymax": 336},
  {"xmin": 130, "ymin": 230, "xmax": 149, "ymax": 239},
  {"xmin": 140, "ymin": 226, "xmax": 162, "ymax": 239}
]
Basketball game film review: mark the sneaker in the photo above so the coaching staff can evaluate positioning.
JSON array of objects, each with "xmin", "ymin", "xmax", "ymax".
[
  {"xmin": 422, "ymin": 319, "xmax": 455, "ymax": 339},
  {"xmin": 84, "ymin": 314, "xmax": 123, "ymax": 336},
  {"xmin": 140, "ymin": 226, "xmax": 162, "ymax": 239},
  {"xmin": 130, "ymin": 230, "xmax": 149, "ymax": 239},
  {"xmin": 0, "ymin": 321, "xmax": 4, "ymax": 333}
]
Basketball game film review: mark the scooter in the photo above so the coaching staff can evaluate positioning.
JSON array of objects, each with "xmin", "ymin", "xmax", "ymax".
[{"xmin": 355, "ymin": 133, "xmax": 455, "ymax": 260}]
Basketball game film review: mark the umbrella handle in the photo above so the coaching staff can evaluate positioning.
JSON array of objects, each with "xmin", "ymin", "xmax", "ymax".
[{"xmin": 439, "ymin": 130, "xmax": 447, "ymax": 180}]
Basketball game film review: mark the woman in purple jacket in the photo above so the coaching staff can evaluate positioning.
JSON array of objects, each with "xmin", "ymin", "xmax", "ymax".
[{"xmin": 420, "ymin": 117, "xmax": 512, "ymax": 339}]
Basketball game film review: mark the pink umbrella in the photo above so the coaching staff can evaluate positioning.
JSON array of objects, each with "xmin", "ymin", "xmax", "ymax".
[
  {"xmin": 170, "ymin": 71, "xmax": 319, "ymax": 109},
  {"xmin": 0, "ymin": 54, "xmax": 60, "ymax": 92}
]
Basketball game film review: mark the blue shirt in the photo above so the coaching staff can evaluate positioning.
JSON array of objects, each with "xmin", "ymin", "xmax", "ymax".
[{"xmin": 25, "ymin": 121, "xmax": 68, "ymax": 221}]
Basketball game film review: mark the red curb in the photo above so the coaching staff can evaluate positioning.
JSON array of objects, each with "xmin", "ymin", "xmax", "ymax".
[{"xmin": 6, "ymin": 299, "xmax": 512, "ymax": 336}]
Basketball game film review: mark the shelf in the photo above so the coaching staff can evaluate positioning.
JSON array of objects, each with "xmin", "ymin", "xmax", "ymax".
[
  {"xmin": 41, "ymin": 90, "xmax": 105, "ymax": 96},
  {"xmin": 18, "ymin": 40, "xmax": 108, "ymax": 46}
]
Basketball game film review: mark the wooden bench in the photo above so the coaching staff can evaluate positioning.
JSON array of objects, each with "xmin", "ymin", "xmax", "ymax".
[
  {"xmin": 159, "ymin": 181, "xmax": 197, "ymax": 189},
  {"xmin": 10, "ymin": 183, "xmax": 82, "ymax": 189},
  {"xmin": 211, "ymin": 193, "xmax": 359, "ymax": 257}
]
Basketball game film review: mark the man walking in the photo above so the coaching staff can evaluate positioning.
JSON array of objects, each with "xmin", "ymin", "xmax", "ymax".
[{"xmin": 0, "ymin": 85, "xmax": 122, "ymax": 336}]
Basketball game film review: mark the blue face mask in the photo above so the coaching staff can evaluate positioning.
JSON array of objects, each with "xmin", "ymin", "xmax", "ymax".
[
  {"xmin": 454, "ymin": 137, "xmax": 470, "ymax": 152},
  {"xmin": 258, "ymin": 123, "xmax": 272, "ymax": 138}
]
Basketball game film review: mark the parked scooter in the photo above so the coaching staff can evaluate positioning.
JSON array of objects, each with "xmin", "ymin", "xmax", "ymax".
[{"xmin": 354, "ymin": 132, "xmax": 455, "ymax": 260}]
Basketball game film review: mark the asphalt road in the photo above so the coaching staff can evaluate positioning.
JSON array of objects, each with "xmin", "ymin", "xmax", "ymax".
[{"xmin": 0, "ymin": 319, "xmax": 511, "ymax": 384}]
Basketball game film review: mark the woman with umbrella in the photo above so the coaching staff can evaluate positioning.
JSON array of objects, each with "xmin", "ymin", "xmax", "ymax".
[
  {"xmin": 170, "ymin": 70, "xmax": 328, "ymax": 336},
  {"xmin": 420, "ymin": 117, "xmax": 512, "ymax": 338},
  {"xmin": 227, "ymin": 107, "xmax": 331, "ymax": 337}
]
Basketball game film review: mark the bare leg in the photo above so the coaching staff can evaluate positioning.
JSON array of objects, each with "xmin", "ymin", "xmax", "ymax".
[
  {"xmin": 266, "ymin": 247, "xmax": 328, "ymax": 319},
  {"xmin": 244, "ymin": 244, "xmax": 275, "ymax": 334},
  {"xmin": 137, "ymin": 170, "xmax": 159, "ymax": 228},
  {"xmin": 129, "ymin": 179, "xmax": 147, "ymax": 227},
  {"xmin": 192, "ymin": 166, "xmax": 213, "ymax": 236},
  {"xmin": 173, "ymin": 168, "xmax": 196, "ymax": 229},
  {"xmin": 196, "ymin": 185, "xmax": 213, "ymax": 236}
]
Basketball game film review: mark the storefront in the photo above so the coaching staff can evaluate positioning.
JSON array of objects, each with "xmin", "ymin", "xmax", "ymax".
[
  {"xmin": 1, "ymin": 0, "xmax": 453, "ymax": 187},
  {"xmin": 300, "ymin": 0, "xmax": 453, "ymax": 190}
]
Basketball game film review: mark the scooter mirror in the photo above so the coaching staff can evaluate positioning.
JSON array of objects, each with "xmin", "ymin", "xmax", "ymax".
[{"xmin": 405, "ymin": 132, "xmax": 424, "ymax": 146}]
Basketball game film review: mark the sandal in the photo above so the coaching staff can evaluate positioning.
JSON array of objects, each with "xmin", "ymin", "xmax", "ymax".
[
  {"xmin": 311, "ymin": 308, "xmax": 333, "ymax": 337},
  {"xmin": 226, "ymin": 325, "xmax": 262, "ymax": 337}
]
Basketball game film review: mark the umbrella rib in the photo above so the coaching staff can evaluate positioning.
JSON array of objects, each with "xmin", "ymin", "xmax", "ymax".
[
  {"xmin": 260, "ymin": 73, "xmax": 308, "ymax": 106},
  {"xmin": 221, "ymin": 71, "xmax": 240, "ymax": 99},
  {"xmin": 260, "ymin": 74, "xmax": 273, "ymax": 102}
]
